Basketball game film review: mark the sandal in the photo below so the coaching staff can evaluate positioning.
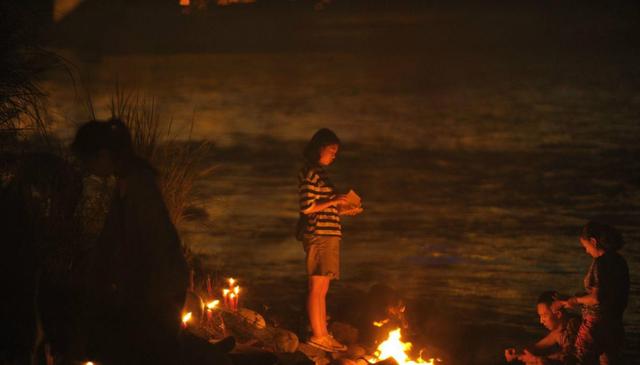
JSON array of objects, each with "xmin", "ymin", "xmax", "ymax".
[
  {"xmin": 307, "ymin": 336, "xmax": 339, "ymax": 352},
  {"xmin": 327, "ymin": 335, "xmax": 347, "ymax": 352}
]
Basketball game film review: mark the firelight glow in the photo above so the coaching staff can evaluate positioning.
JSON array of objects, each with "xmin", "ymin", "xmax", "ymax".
[
  {"xmin": 373, "ymin": 319, "xmax": 389, "ymax": 327},
  {"xmin": 369, "ymin": 328, "xmax": 438, "ymax": 365}
]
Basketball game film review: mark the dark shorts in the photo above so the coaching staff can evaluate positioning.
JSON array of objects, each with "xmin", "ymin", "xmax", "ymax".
[{"xmin": 302, "ymin": 235, "xmax": 340, "ymax": 279}]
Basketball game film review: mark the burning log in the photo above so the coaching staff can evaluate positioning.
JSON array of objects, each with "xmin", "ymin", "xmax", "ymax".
[{"xmin": 372, "ymin": 359, "xmax": 399, "ymax": 365}]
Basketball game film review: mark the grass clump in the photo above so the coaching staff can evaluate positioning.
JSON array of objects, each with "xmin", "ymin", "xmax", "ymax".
[{"xmin": 109, "ymin": 88, "xmax": 213, "ymax": 230}]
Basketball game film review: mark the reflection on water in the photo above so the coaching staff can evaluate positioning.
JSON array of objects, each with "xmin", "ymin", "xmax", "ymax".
[
  {"xmin": 177, "ymin": 140, "xmax": 639, "ymax": 363},
  {"xmin": 41, "ymin": 8, "xmax": 640, "ymax": 362}
]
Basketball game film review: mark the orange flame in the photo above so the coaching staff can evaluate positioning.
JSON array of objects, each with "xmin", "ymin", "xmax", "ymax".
[
  {"xmin": 373, "ymin": 319, "xmax": 389, "ymax": 327},
  {"xmin": 369, "ymin": 328, "xmax": 439, "ymax": 365},
  {"xmin": 206, "ymin": 300, "xmax": 220, "ymax": 310},
  {"xmin": 182, "ymin": 312, "xmax": 192, "ymax": 325}
]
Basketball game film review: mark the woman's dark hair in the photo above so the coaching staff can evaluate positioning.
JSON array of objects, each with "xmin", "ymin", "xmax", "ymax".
[
  {"xmin": 581, "ymin": 221, "xmax": 624, "ymax": 252},
  {"xmin": 71, "ymin": 119, "xmax": 133, "ymax": 163},
  {"xmin": 303, "ymin": 128, "xmax": 340, "ymax": 165}
]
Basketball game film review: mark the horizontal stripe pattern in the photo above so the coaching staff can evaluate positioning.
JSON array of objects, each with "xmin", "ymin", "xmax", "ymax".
[{"xmin": 298, "ymin": 164, "xmax": 341, "ymax": 237}]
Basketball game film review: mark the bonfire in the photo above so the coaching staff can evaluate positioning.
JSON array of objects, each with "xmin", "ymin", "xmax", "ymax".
[{"xmin": 368, "ymin": 328, "xmax": 440, "ymax": 365}]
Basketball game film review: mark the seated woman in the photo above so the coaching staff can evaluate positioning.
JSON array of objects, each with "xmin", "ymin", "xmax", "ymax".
[
  {"xmin": 71, "ymin": 119, "xmax": 189, "ymax": 365},
  {"xmin": 553, "ymin": 221, "xmax": 629, "ymax": 365}
]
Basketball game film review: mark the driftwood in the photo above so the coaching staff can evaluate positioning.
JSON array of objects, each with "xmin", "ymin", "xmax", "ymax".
[{"xmin": 221, "ymin": 309, "xmax": 300, "ymax": 353}]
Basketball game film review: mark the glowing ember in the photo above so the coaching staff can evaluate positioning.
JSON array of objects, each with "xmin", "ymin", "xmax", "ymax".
[
  {"xmin": 373, "ymin": 319, "xmax": 389, "ymax": 327},
  {"xmin": 206, "ymin": 299, "xmax": 220, "ymax": 310},
  {"xmin": 369, "ymin": 328, "xmax": 439, "ymax": 365},
  {"xmin": 182, "ymin": 312, "xmax": 192, "ymax": 325}
]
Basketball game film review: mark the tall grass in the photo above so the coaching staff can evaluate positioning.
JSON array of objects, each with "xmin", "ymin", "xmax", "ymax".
[
  {"xmin": 109, "ymin": 89, "xmax": 212, "ymax": 230},
  {"xmin": 0, "ymin": 1, "xmax": 70, "ymax": 148}
]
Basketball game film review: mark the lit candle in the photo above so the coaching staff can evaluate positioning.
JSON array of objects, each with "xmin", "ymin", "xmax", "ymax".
[
  {"xmin": 233, "ymin": 286, "xmax": 240, "ymax": 310},
  {"xmin": 229, "ymin": 293, "xmax": 236, "ymax": 311},
  {"xmin": 206, "ymin": 275, "xmax": 213, "ymax": 297},
  {"xmin": 223, "ymin": 289, "xmax": 230, "ymax": 309}
]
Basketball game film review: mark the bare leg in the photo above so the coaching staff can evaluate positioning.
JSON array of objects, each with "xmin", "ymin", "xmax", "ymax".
[
  {"xmin": 308, "ymin": 275, "xmax": 331, "ymax": 338},
  {"xmin": 319, "ymin": 277, "xmax": 330, "ymax": 335}
]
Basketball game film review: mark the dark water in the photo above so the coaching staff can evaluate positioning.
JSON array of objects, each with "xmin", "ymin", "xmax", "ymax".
[{"xmin": 43, "ymin": 3, "xmax": 640, "ymax": 363}]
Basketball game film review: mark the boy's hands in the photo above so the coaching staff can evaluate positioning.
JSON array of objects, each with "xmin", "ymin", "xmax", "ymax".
[
  {"xmin": 504, "ymin": 348, "xmax": 519, "ymax": 362},
  {"xmin": 520, "ymin": 350, "xmax": 544, "ymax": 365}
]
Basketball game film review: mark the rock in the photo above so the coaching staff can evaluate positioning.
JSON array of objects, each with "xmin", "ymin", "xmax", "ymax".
[
  {"xmin": 298, "ymin": 343, "xmax": 331, "ymax": 365},
  {"xmin": 345, "ymin": 345, "xmax": 366, "ymax": 358},
  {"xmin": 272, "ymin": 328, "xmax": 299, "ymax": 353},
  {"xmin": 222, "ymin": 309, "xmax": 269, "ymax": 343},
  {"xmin": 230, "ymin": 349, "xmax": 278, "ymax": 365},
  {"xmin": 329, "ymin": 322, "xmax": 359, "ymax": 345},
  {"xmin": 275, "ymin": 351, "xmax": 315, "ymax": 365},
  {"xmin": 331, "ymin": 358, "xmax": 358, "ymax": 365},
  {"xmin": 179, "ymin": 330, "xmax": 233, "ymax": 365}
]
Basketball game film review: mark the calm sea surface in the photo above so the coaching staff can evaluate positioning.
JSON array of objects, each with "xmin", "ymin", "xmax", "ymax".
[{"xmin": 43, "ymin": 5, "xmax": 639, "ymax": 363}]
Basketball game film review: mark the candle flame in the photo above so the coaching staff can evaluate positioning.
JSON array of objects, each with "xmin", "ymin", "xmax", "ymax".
[
  {"xmin": 233, "ymin": 286, "xmax": 240, "ymax": 295},
  {"xmin": 182, "ymin": 312, "xmax": 192, "ymax": 325},
  {"xmin": 228, "ymin": 278, "xmax": 235, "ymax": 286},
  {"xmin": 223, "ymin": 288, "xmax": 230, "ymax": 295},
  {"xmin": 207, "ymin": 300, "xmax": 220, "ymax": 310},
  {"xmin": 229, "ymin": 293, "xmax": 236, "ymax": 299}
]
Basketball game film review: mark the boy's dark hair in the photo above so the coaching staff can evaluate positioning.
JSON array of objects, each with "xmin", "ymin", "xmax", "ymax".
[
  {"xmin": 71, "ymin": 119, "xmax": 133, "ymax": 163},
  {"xmin": 303, "ymin": 128, "xmax": 340, "ymax": 165},
  {"xmin": 581, "ymin": 221, "xmax": 624, "ymax": 252},
  {"xmin": 537, "ymin": 291, "xmax": 560, "ymax": 306}
]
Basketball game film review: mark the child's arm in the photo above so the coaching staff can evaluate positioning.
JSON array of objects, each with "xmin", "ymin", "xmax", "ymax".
[{"xmin": 302, "ymin": 196, "xmax": 348, "ymax": 214}]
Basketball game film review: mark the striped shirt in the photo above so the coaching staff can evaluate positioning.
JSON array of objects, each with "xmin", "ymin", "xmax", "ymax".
[{"xmin": 298, "ymin": 164, "xmax": 341, "ymax": 237}]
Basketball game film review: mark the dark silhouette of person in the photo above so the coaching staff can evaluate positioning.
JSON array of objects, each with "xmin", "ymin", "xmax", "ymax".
[
  {"xmin": 0, "ymin": 152, "xmax": 82, "ymax": 364},
  {"xmin": 71, "ymin": 119, "xmax": 189, "ymax": 365}
]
